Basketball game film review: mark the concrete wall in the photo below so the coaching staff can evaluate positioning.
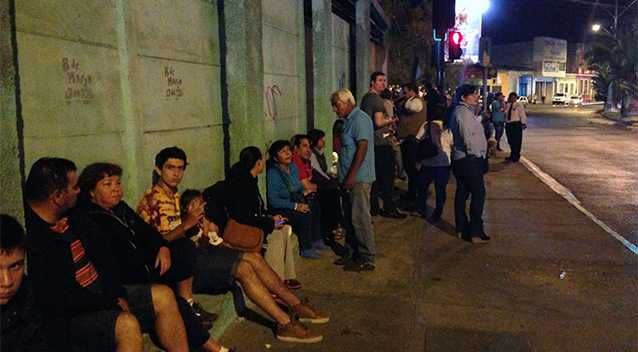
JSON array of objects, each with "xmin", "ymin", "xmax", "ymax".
[
  {"xmin": 14, "ymin": 0, "xmax": 224, "ymax": 204},
  {"xmin": 262, "ymin": 0, "xmax": 306, "ymax": 143},
  {"xmin": 0, "ymin": 0, "xmax": 24, "ymax": 219}
]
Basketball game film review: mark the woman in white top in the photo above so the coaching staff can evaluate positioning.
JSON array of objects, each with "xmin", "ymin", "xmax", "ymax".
[
  {"xmin": 504, "ymin": 92, "xmax": 528, "ymax": 162},
  {"xmin": 414, "ymin": 119, "xmax": 454, "ymax": 221}
]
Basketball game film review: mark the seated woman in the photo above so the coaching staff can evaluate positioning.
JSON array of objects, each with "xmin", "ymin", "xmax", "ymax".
[
  {"xmin": 76, "ymin": 162, "xmax": 231, "ymax": 352},
  {"xmin": 180, "ymin": 189, "xmax": 329, "ymax": 343},
  {"xmin": 267, "ymin": 140, "xmax": 323, "ymax": 259},
  {"xmin": 307, "ymin": 129, "xmax": 345, "ymax": 246},
  {"xmin": 224, "ymin": 146, "xmax": 302, "ymax": 290}
]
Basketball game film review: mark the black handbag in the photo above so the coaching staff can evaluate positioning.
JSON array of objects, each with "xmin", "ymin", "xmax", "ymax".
[{"xmin": 416, "ymin": 123, "xmax": 438, "ymax": 160}]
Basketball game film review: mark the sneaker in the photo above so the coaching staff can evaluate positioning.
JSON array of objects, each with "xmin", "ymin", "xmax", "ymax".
[
  {"xmin": 276, "ymin": 320, "xmax": 323, "ymax": 343},
  {"xmin": 333, "ymin": 256, "xmax": 352, "ymax": 266},
  {"xmin": 470, "ymin": 235, "xmax": 490, "ymax": 244},
  {"xmin": 292, "ymin": 299, "xmax": 330, "ymax": 324},
  {"xmin": 343, "ymin": 261, "xmax": 376, "ymax": 272},
  {"xmin": 380, "ymin": 209, "xmax": 407, "ymax": 219},
  {"xmin": 312, "ymin": 240, "xmax": 330, "ymax": 251},
  {"xmin": 284, "ymin": 279, "xmax": 302, "ymax": 290},
  {"xmin": 300, "ymin": 248, "xmax": 321, "ymax": 259},
  {"xmin": 192, "ymin": 302, "xmax": 218, "ymax": 323}
]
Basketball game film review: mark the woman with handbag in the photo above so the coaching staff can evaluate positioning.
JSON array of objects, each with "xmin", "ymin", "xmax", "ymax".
[
  {"xmin": 267, "ymin": 140, "xmax": 323, "ymax": 259},
  {"xmin": 225, "ymin": 146, "xmax": 301, "ymax": 290}
]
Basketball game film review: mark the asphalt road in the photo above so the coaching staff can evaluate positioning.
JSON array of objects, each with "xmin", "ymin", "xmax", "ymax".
[{"xmin": 518, "ymin": 104, "xmax": 638, "ymax": 248}]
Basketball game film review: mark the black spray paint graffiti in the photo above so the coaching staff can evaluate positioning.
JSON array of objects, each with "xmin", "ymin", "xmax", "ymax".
[
  {"xmin": 62, "ymin": 57, "xmax": 95, "ymax": 103},
  {"xmin": 264, "ymin": 85, "xmax": 282, "ymax": 119},
  {"xmin": 164, "ymin": 66, "xmax": 184, "ymax": 99},
  {"xmin": 338, "ymin": 71, "xmax": 346, "ymax": 89}
]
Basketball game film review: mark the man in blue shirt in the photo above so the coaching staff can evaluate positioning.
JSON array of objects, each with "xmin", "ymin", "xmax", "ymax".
[
  {"xmin": 331, "ymin": 88, "xmax": 376, "ymax": 272},
  {"xmin": 490, "ymin": 92, "xmax": 506, "ymax": 151}
]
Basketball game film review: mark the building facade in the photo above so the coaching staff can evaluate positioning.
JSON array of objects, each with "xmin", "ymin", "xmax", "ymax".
[{"xmin": 490, "ymin": 36, "xmax": 596, "ymax": 102}]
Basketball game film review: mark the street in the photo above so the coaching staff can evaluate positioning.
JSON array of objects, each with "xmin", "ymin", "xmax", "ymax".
[
  {"xmin": 220, "ymin": 104, "xmax": 638, "ymax": 351},
  {"xmin": 523, "ymin": 104, "xmax": 638, "ymax": 247}
]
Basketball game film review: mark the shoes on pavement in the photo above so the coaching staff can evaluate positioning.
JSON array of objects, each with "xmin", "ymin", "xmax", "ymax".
[
  {"xmin": 380, "ymin": 209, "xmax": 407, "ymax": 219},
  {"xmin": 284, "ymin": 279, "xmax": 302, "ymax": 290},
  {"xmin": 343, "ymin": 261, "xmax": 376, "ymax": 272},
  {"xmin": 333, "ymin": 256, "xmax": 352, "ymax": 266},
  {"xmin": 300, "ymin": 248, "xmax": 321, "ymax": 259},
  {"xmin": 276, "ymin": 319, "xmax": 323, "ymax": 343},
  {"xmin": 470, "ymin": 234, "xmax": 491, "ymax": 244},
  {"xmin": 312, "ymin": 240, "xmax": 330, "ymax": 251},
  {"xmin": 192, "ymin": 302, "xmax": 218, "ymax": 323},
  {"xmin": 291, "ymin": 298, "xmax": 330, "ymax": 324}
]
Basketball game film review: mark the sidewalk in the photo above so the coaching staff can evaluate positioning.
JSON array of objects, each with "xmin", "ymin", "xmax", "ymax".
[{"xmin": 219, "ymin": 155, "xmax": 638, "ymax": 351}]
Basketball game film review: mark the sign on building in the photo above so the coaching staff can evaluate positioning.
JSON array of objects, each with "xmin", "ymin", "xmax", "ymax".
[{"xmin": 533, "ymin": 37, "xmax": 567, "ymax": 77}]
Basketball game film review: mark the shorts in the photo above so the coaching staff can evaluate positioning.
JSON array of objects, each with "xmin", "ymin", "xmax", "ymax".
[
  {"xmin": 192, "ymin": 245, "xmax": 242, "ymax": 294},
  {"xmin": 68, "ymin": 284, "xmax": 154, "ymax": 352}
]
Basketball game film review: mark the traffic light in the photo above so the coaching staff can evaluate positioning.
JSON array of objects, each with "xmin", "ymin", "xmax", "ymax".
[{"xmin": 448, "ymin": 30, "xmax": 463, "ymax": 61}]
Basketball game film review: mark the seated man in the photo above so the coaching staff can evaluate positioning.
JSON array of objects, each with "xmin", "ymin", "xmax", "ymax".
[
  {"xmin": 0, "ymin": 214, "xmax": 47, "ymax": 352},
  {"xmin": 24, "ymin": 157, "xmax": 189, "ymax": 352},
  {"xmin": 138, "ymin": 146, "xmax": 328, "ymax": 343}
]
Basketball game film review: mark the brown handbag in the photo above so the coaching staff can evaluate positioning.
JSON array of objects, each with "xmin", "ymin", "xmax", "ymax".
[{"xmin": 222, "ymin": 218, "xmax": 264, "ymax": 252}]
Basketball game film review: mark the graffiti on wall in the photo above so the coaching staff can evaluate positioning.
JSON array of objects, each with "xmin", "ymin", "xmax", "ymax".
[
  {"xmin": 164, "ymin": 66, "xmax": 184, "ymax": 99},
  {"xmin": 264, "ymin": 85, "xmax": 282, "ymax": 119},
  {"xmin": 338, "ymin": 71, "xmax": 346, "ymax": 89},
  {"xmin": 62, "ymin": 57, "xmax": 95, "ymax": 103}
]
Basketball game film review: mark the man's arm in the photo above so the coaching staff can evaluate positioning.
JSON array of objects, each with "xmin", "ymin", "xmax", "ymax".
[{"xmin": 343, "ymin": 139, "xmax": 368, "ymax": 189}]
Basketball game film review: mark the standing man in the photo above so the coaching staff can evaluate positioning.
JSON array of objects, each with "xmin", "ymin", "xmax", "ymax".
[
  {"xmin": 331, "ymin": 89, "xmax": 377, "ymax": 272},
  {"xmin": 490, "ymin": 92, "xmax": 506, "ymax": 151},
  {"xmin": 398, "ymin": 82, "xmax": 428, "ymax": 207},
  {"xmin": 0, "ymin": 214, "xmax": 48, "ymax": 352},
  {"xmin": 360, "ymin": 72, "xmax": 405, "ymax": 219},
  {"xmin": 504, "ymin": 92, "xmax": 528, "ymax": 162},
  {"xmin": 449, "ymin": 85, "xmax": 491, "ymax": 244}
]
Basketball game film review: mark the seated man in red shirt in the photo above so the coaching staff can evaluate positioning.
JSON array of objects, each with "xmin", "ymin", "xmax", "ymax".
[{"xmin": 291, "ymin": 135, "xmax": 327, "ymax": 252}]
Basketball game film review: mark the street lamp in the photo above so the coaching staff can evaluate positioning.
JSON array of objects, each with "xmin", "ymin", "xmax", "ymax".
[{"xmin": 591, "ymin": 23, "xmax": 601, "ymax": 32}]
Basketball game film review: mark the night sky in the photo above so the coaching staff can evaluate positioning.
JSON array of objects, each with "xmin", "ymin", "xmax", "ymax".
[{"xmin": 482, "ymin": 0, "xmax": 637, "ymax": 44}]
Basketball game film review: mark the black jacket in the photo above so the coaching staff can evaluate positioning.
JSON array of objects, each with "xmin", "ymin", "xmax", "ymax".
[
  {"xmin": 78, "ymin": 201, "xmax": 168, "ymax": 285},
  {"xmin": 223, "ymin": 166, "xmax": 275, "ymax": 234},
  {"xmin": 25, "ymin": 208, "xmax": 122, "ymax": 351},
  {"xmin": 0, "ymin": 278, "xmax": 48, "ymax": 352}
]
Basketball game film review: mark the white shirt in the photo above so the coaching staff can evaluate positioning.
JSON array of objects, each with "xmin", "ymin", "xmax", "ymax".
[{"xmin": 506, "ymin": 102, "xmax": 527, "ymax": 124}]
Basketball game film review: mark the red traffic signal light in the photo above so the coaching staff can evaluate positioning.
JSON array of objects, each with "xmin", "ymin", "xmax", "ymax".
[
  {"xmin": 448, "ymin": 30, "xmax": 463, "ymax": 60},
  {"xmin": 451, "ymin": 31, "xmax": 463, "ymax": 45}
]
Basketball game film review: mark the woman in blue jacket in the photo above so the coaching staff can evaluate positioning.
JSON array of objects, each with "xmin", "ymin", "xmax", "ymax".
[{"xmin": 267, "ymin": 140, "xmax": 322, "ymax": 259}]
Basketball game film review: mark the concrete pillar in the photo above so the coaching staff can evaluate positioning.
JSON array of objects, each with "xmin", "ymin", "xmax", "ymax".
[
  {"xmin": 114, "ymin": 0, "xmax": 144, "ymax": 203},
  {"xmin": 224, "ymin": 0, "xmax": 265, "ymax": 161},
  {"xmin": 0, "ymin": 0, "xmax": 24, "ymax": 219},
  {"xmin": 355, "ymin": 0, "xmax": 370, "ymax": 100},
  {"xmin": 311, "ymin": 0, "xmax": 335, "ymax": 146}
]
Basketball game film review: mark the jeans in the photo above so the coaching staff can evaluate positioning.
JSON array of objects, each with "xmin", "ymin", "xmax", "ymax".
[
  {"xmin": 274, "ymin": 198, "xmax": 322, "ymax": 252},
  {"xmin": 371, "ymin": 145, "xmax": 397, "ymax": 213},
  {"xmin": 505, "ymin": 121, "xmax": 523, "ymax": 161},
  {"xmin": 452, "ymin": 156, "xmax": 486, "ymax": 236},
  {"xmin": 493, "ymin": 121, "xmax": 505, "ymax": 146},
  {"xmin": 401, "ymin": 140, "xmax": 419, "ymax": 200},
  {"xmin": 416, "ymin": 166, "xmax": 451, "ymax": 215},
  {"xmin": 343, "ymin": 182, "xmax": 376, "ymax": 263}
]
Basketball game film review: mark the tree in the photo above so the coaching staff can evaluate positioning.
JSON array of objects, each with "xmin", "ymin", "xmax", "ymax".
[{"xmin": 586, "ymin": 25, "xmax": 638, "ymax": 116}]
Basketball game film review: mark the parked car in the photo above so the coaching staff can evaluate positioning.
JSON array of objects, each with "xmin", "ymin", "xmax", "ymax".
[
  {"xmin": 552, "ymin": 93, "xmax": 569, "ymax": 106},
  {"xmin": 517, "ymin": 96, "xmax": 529, "ymax": 106},
  {"xmin": 568, "ymin": 95, "xmax": 583, "ymax": 106}
]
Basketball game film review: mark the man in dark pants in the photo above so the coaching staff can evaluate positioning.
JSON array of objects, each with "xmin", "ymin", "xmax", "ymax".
[
  {"xmin": 505, "ymin": 92, "xmax": 528, "ymax": 162},
  {"xmin": 398, "ymin": 83, "xmax": 428, "ymax": 208},
  {"xmin": 361, "ymin": 71, "xmax": 405, "ymax": 219},
  {"xmin": 449, "ymin": 85, "xmax": 491, "ymax": 244}
]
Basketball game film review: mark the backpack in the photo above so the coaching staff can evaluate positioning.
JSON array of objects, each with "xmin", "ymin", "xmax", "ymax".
[{"xmin": 415, "ymin": 122, "xmax": 438, "ymax": 160}]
